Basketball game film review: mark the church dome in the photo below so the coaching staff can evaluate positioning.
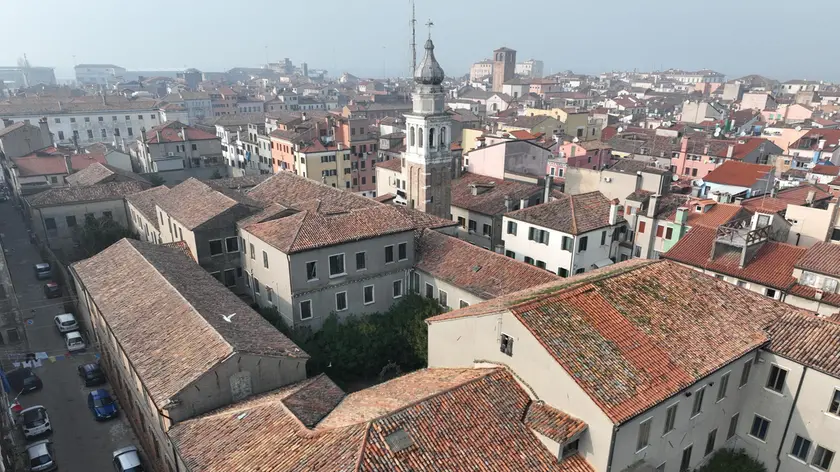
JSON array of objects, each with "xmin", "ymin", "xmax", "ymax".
[{"xmin": 414, "ymin": 39, "xmax": 444, "ymax": 85}]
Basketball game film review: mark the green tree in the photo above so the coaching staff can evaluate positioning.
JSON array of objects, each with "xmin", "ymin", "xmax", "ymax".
[
  {"xmin": 695, "ymin": 449, "xmax": 767, "ymax": 472},
  {"xmin": 148, "ymin": 174, "xmax": 165, "ymax": 187},
  {"xmin": 209, "ymin": 169, "xmax": 223, "ymax": 180},
  {"xmin": 73, "ymin": 215, "xmax": 135, "ymax": 259}
]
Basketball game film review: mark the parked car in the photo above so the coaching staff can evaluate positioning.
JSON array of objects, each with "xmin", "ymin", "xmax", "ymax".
[
  {"xmin": 25, "ymin": 440, "xmax": 57, "ymax": 472},
  {"xmin": 87, "ymin": 389, "xmax": 118, "ymax": 421},
  {"xmin": 20, "ymin": 406, "xmax": 51, "ymax": 439},
  {"xmin": 64, "ymin": 331, "xmax": 85, "ymax": 352},
  {"xmin": 42, "ymin": 282, "xmax": 60, "ymax": 299},
  {"xmin": 112, "ymin": 446, "xmax": 144, "ymax": 472},
  {"xmin": 7, "ymin": 368, "xmax": 42, "ymax": 394},
  {"xmin": 78, "ymin": 362, "xmax": 105, "ymax": 387},
  {"xmin": 53, "ymin": 313, "xmax": 78, "ymax": 333},
  {"xmin": 34, "ymin": 263, "xmax": 51, "ymax": 281}
]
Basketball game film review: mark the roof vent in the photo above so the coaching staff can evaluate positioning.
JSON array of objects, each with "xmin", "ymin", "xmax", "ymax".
[{"xmin": 384, "ymin": 428, "xmax": 414, "ymax": 453}]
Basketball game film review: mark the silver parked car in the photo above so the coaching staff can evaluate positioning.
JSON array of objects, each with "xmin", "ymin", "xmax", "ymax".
[
  {"xmin": 113, "ymin": 446, "xmax": 144, "ymax": 472},
  {"xmin": 25, "ymin": 440, "xmax": 56, "ymax": 471}
]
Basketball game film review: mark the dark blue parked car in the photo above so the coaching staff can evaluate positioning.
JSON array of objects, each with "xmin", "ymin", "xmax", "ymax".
[{"xmin": 87, "ymin": 389, "xmax": 118, "ymax": 421}]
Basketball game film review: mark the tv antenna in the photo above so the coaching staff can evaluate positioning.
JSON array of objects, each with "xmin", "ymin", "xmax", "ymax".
[{"xmin": 409, "ymin": 0, "xmax": 416, "ymax": 77}]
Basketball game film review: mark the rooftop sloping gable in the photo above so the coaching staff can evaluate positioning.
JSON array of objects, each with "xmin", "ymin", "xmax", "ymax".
[
  {"xmin": 428, "ymin": 260, "xmax": 796, "ymax": 424},
  {"xmin": 71, "ymin": 240, "xmax": 306, "ymax": 405},
  {"xmin": 156, "ymin": 178, "xmax": 262, "ymax": 230},
  {"xmin": 505, "ymin": 192, "xmax": 621, "ymax": 235},
  {"xmin": 125, "ymin": 186, "xmax": 170, "ymax": 229},
  {"xmin": 795, "ymin": 242, "xmax": 840, "ymax": 278},
  {"xmin": 247, "ymin": 171, "xmax": 377, "ymax": 212},
  {"xmin": 703, "ymin": 161, "xmax": 773, "ymax": 187},
  {"xmin": 27, "ymin": 180, "xmax": 149, "ymax": 207},
  {"xmin": 766, "ymin": 312, "xmax": 840, "ymax": 378},
  {"xmin": 450, "ymin": 173, "xmax": 543, "ymax": 216}
]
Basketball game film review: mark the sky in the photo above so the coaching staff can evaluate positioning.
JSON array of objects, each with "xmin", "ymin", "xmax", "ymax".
[{"xmin": 4, "ymin": 0, "xmax": 840, "ymax": 82}]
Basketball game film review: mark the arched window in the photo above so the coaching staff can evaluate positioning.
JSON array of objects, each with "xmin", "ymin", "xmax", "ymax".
[
  {"xmin": 440, "ymin": 127, "xmax": 447, "ymax": 147},
  {"xmin": 418, "ymin": 128, "xmax": 423, "ymax": 148},
  {"xmin": 409, "ymin": 126, "xmax": 415, "ymax": 147},
  {"xmin": 429, "ymin": 127, "xmax": 436, "ymax": 149}
]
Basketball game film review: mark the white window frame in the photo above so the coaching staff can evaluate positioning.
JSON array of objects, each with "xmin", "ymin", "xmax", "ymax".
[
  {"xmin": 299, "ymin": 299, "xmax": 313, "ymax": 320},
  {"xmin": 392, "ymin": 280, "xmax": 403, "ymax": 299},
  {"xmin": 384, "ymin": 245, "xmax": 395, "ymax": 264},
  {"xmin": 208, "ymin": 238, "xmax": 224, "ymax": 257},
  {"xmin": 398, "ymin": 242, "xmax": 408, "ymax": 261},
  {"xmin": 636, "ymin": 417, "xmax": 652, "ymax": 453},
  {"xmin": 690, "ymin": 386, "xmax": 705, "ymax": 418},
  {"xmin": 328, "ymin": 253, "xmax": 347, "ymax": 278},
  {"xmin": 717, "ymin": 371, "xmax": 730, "ymax": 403},
  {"xmin": 748, "ymin": 414, "xmax": 770, "ymax": 442},
  {"xmin": 828, "ymin": 388, "xmax": 840, "ymax": 416},
  {"xmin": 438, "ymin": 289, "xmax": 448, "ymax": 308},
  {"xmin": 305, "ymin": 260, "xmax": 318, "ymax": 281},
  {"xmin": 663, "ymin": 402, "xmax": 678, "ymax": 435},
  {"xmin": 765, "ymin": 364, "xmax": 787, "ymax": 394},
  {"xmin": 363, "ymin": 284, "xmax": 375, "ymax": 305},
  {"xmin": 355, "ymin": 251, "xmax": 367, "ymax": 271},
  {"xmin": 335, "ymin": 291, "xmax": 348, "ymax": 312},
  {"xmin": 223, "ymin": 269, "xmax": 236, "ymax": 288},
  {"xmin": 225, "ymin": 236, "xmax": 239, "ymax": 253}
]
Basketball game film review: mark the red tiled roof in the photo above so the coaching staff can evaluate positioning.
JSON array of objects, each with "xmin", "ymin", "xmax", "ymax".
[
  {"xmin": 766, "ymin": 312, "xmax": 840, "ymax": 378},
  {"xmin": 509, "ymin": 130, "xmax": 539, "ymax": 140},
  {"xmin": 415, "ymin": 229, "xmax": 559, "ymax": 300},
  {"xmin": 376, "ymin": 158, "xmax": 401, "ymax": 172},
  {"xmin": 506, "ymin": 192, "xmax": 622, "ymax": 235},
  {"xmin": 742, "ymin": 184, "xmax": 832, "ymax": 213},
  {"xmin": 524, "ymin": 402, "xmax": 586, "ymax": 444},
  {"xmin": 144, "ymin": 121, "xmax": 217, "ymax": 144},
  {"xmin": 663, "ymin": 226, "xmax": 804, "ymax": 290},
  {"xmin": 788, "ymin": 284, "xmax": 840, "ymax": 308},
  {"xmin": 671, "ymin": 202, "xmax": 748, "ymax": 228},
  {"xmin": 791, "ymin": 128, "xmax": 840, "ymax": 150},
  {"xmin": 373, "ymin": 193, "xmax": 395, "ymax": 203},
  {"xmin": 795, "ymin": 242, "xmax": 840, "ymax": 278},
  {"xmin": 171, "ymin": 368, "xmax": 581, "ymax": 471},
  {"xmin": 430, "ymin": 260, "xmax": 792, "ymax": 424},
  {"xmin": 451, "ymin": 172, "xmax": 543, "ymax": 216},
  {"xmin": 703, "ymin": 161, "xmax": 773, "ymax": 187},
  {"xmin": 810, "ymin": 164, "xmax": 840, "ymax": 176},
  {"xmin": 12, "ymin": 153, "xmax": 107, "ymax": 177}
]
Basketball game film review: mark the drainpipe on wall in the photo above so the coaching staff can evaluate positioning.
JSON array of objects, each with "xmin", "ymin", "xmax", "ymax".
[
  {"xmin": 37, "ymin": 208, "xmax": 50, "ymax": 248},
  {"xmin": 605, "ymin": 425, "xmax": 618, "ymax": 472},
  {"xmin": 774, "ymin": 366, "xmax": 807, "ymax": 472}
]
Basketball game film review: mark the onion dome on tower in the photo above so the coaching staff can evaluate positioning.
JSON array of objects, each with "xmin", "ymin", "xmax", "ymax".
[{"xmin": 414, "ymin": 39, "xmax": 445, "ymax": 85}]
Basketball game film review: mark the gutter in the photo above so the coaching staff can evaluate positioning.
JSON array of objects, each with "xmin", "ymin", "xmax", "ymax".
[
  {"xmin": 774, "ymin": 365, "xmax": 806, "ymax": 472},
  {"xmin": 605, "ymin": 424, "xmax": 618, "ymax": 472}
]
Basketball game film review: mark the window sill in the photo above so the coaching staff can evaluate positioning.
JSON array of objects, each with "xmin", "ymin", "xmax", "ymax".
[
  {"xmin": 747, "ymin": 434, "xmax": 767, "ymax": 444},
  {"xmin": 764, "ymin": 388, "xmax": 785, "ymax": 397},
  {"xmin": 787, "ymin": 455, "xmax": 808, "ymax": 465},
  {"xmin": 329, "ymin": 273, "xmax": 347, "ymax": 279},
  {"xmin": 300, "ymin": 316, "xmax": 313, "ymax": 321},
  {"xmin": 210, "ymin": 253, "xmax": 224, "ymax": 258},
  {"xmin": 307, "ymin": 278, "xmax": 319, "ymax": 283},
  {"xmin": 363, "ymin": 301, "xmax": 375, "ymax": 306},
  {"xmin": 690, "ymin": 413, "xmax": 701, "ymax": 420},
  {"xmin": 635, "ymin": 446, "xmax": 649, "ymax": 455}
]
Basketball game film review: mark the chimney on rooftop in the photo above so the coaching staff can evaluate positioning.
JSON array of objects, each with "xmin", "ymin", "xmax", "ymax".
[
  {"xmin": 543, "ymin": 174, "xmax": 552, "ymax": 203},
  {"xmin": 806, "ymin": 190, "xmax": 816, "ymax": 205},
  {"xmin": 520, "ymin": 198, "xmax": 528, "ymax": 209},
  {"xmin": 675, "ymin": 206, "xmax": 688, "ymax": 226},
  {"xmin": 63, "ymin": 154, "xmax": 73, "ymax": 175},
  {"xmin": 818, "ymin": 139, "xmax": 826, "ymax": 150},
  {"xmin": 609, "ymin": 198, "xmax": 620, "ymax": 225},
  {"xmin": 647, "ymin": 194, "xmax": 660, "ymax": 218},
  {"xmin": 726, "ymin": 144, "xmax": 734, "ymax": 158},
  {"xmin": 504, "ymin": 195, "xmax": 512, "ymax": 212}
]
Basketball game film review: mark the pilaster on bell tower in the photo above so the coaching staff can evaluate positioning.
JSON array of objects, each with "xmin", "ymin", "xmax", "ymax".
[{"xmin": 403, "ymin": 25, "xmax": 452, "ymax": 219}]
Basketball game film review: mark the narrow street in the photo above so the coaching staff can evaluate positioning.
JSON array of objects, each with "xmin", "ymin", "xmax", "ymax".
[{"xmin": 0, "ymin": 198, "xmax": 139, "ymax": 471}]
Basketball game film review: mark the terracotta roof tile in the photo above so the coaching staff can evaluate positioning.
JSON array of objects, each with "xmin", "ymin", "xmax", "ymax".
[
  {"xmin": 451, "ymin": 172, "xmax": 543, "ymax": 216},
  {"xmin": 12, "ymin": 153, "xmax": 107, "ymax": 177},
  {"xmin": 27, "ymin": 180, "xmax": 149, "ymax": 207},
  {"xmin": 795, "ymin": 242, "xmax": 840, "ymax": 278},
  {"xmin": 742, "ymin": 184, "xmax": 832, "ymax": 213},
  {"xmin": 524, "ymin": 402, "xmax": 586, "ymax": 444},
  {"xmin": 703, "ymin": 161, "xmax": 773, "ymax": 187},
  {"xmin": 766, "ymin": 312, "xmax": 840, "ymax": 378},
  {"xmin": 65, "ymin": 162, "xmax": 148, "ymax": 187},
  {"xmin": 429, "ymin": 260, "xmax": 795, "ymax": 424},
  {"xmin": 247, "ymin": 171, "xmax": 377, "ymax": 211},
  {"xmin": 376, "ymin": 158, "xmax": 401, "ymax": 172},
  {"xmin": 809, "ymin": 164, "xmax": 840, "ymax": 176},
  {"xmin": 71, "ymin": 240, "xmax": 306, "ymax": 405},
  {"xmin": 391, "ymin": 207, "xmax": 458, "ymax": 234},
  {"xmin": 156, "ymin": 178, "xmax": 262, "ymax": 230},
  {"xmin": 171, "ymin": 367, "xmax": 579, "ymax": 471},
  {"xmin": 506, "ymin": 191, "xmax": 621, "ymax": 235},
  {"xmin": 126, "ymin": 186, "xmax": 171, "ymax": 230},
  {"xmin": 144, "ymin": 121, "xmax": 218, "ymax": 144},
  {"xmin": 415, "ymin": 229, "xmax": 559, "ymax": 300},
  {"xmin": 663, "ymin": 226, "xmax": 804, "ymax": 290}
]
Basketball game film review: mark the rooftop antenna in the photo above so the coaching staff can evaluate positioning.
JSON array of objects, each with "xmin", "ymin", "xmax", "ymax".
[{"xmin": 409, "ymin": 0, "xmax": 416, "ymax": 78}]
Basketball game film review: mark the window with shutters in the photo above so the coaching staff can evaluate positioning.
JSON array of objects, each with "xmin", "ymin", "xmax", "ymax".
[
  {"xmin": 656, "ymin": 225, "xmax": 664, "ymax": 237},
  {"xmin": 766, "ymin": 365, "xmax": 787, "ymax": 393},
  {"xmin": 500, "ymin": 333, "xmax": 514, "ymax": 356},
  {"xmin": 636, "ymin": 419, "xmax": 651, "ymax": 452},
  {"xmin": 638, "ymin": 221, "xmax": 646, "ymax": 233}
]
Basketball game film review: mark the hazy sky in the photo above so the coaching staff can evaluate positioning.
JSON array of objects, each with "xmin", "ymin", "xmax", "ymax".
[{"xmin": 4, "ymin": 0, "xmax": 839, "ymax": 81}]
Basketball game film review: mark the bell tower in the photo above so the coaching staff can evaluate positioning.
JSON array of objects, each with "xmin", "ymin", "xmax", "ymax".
[{"xmin": 403, "ymin": 30, "xmax": 452, "ymax": 219}]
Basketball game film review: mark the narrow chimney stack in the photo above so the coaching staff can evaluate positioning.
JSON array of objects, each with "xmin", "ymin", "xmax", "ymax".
[
  {"xmin": 519, "ymin": 198, "xmax": 528, "ymax": 209},
  {"xmin": 647, "ymin": 194, "xmax": 660, "ymax": 218},
  {"xmin": 806, "ymin": 190, "xmax": 816, "ymax": 205},
  {"xmin": 726, "ymin": 144, "xmax": 734, "ymax": 158},
  {"xmin": 675, "ymin": 206, "xmax": 688, "ymax": 225},
  {"xmin": 609, "ymin": 198, "xmax": 620, "ymax": 225},
  {"xmin": 63, "ymin": 154, "xmax": 73, "ymax": 175},
  {"xmin": 504, "ymin": 195, "xmax": 512, "ymax": 212},
  {"xmin": 543, "ymin": 173, "xmax": 552, "ymax": 203}
]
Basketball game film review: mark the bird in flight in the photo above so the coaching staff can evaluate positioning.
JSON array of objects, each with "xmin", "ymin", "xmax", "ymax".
[{"xmin": 222, "ymin": 313, "xmax": 237, "ymax": 323}]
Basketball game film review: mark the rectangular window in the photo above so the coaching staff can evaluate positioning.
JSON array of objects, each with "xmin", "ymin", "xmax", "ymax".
[
  {"xmin": 128, "ymin": 127, "xmax": 133, "ymax": 136},
  {"xmin": 65, "ymin": 215, "xmax": 77, "ymax": 227},
  {"xmin": 209, "ymin": 239, "xmax": 223, "ymax": 256},
  {"xmin": 578, "ymin": 236, "xmax": 588, "ymax": 252},
  {"xmin": 458, "ymin": 217, "xmax": 466, "ymax": 228},
  {"xmin": 262, "ymin": 251, "xmax": 269, "ymax": 268},
  {"xmin": 739, "ymin": 361, "xmax": 752, "ymax": 387},
  {"xmin": 306, "ymin": 261, "xmax": 317, "ymax": 281},
  {"xmin": 87, "ymin": 130, "xmax": 93, "ymax": 139},
  {"xmin": 524, "ymin": 256, "xmax": 535, "ymax": 265},
  {"xmin": 636, "ymin": 419, "xmax": 651, "ymax": 452},
  {"xmin": 791, "ymin": 435, "xmax": 812, "ymax": 462},
  {"xmin": 393, "ymin": 280, "xmax": 403, "ymax": 298},
  {"xmin": 691, "ymin": 387, "xmax": 705, "ymax": 417},
  {"xmin": 638, "ymin": 221, "xmax": 646, "ymax": 233},
  {"xmin": 656, "ymin": 225, "xmax": 664, "ymax": 237},
  {"xmin": 705, "ymin": 429, "xmax": 717, "ymax": 456},
  {"xmin": 812, "ymin": 446, "xmax": 834, "ymax": 470},
  {"xmin": 425, "ymin": 283, "xmax": 434, "ymax": 299},
  {"xmin": 829, "ymin": 389, "xmax": 840, "ymax": 416},
  {"xmin": 665, "ymin": 227, "xmax": 674, "ymax": 239},
  {"xmin": 335, "ymin": 292, "xmax": 348, "ymax": 311},
  {"xmin": 482, "ymin": 223, "xmax": 492, "ymax": 237},
  {"xmin": 355, "ymin": 251, "xmax": 366, "ymax": 271},
  {"xmin": 562, "ymin": 236, "xmax": 572, "ymax": 251},
  {"xmin": 223, "ymin": 269, "xmax": 236, "ymax": 287},
  {"xmin": 507, "ymin": 221, "xmax": 517, "ymax": 235},
  {"xmin": 536, "ymin": 260, "xmax": 546, "ymax": 269},
  {"xmin": 766, "ymin": 365, "xmax": 787, "ymax": 393},
  {"xmin": 363, "ymin": 285, "xmax": 374, "ymax": 305},
  {"xmin": 385, "ymin": 245, "xmax": 394, "ymax": 263},
  {"xmin": 398, "ymin": 242, "xmax": 407, "ymax": 261},
  {"xmin": 249, "ymin": 243, "xmax": 255, "ymax": 259},
  {"xmin": 58, "ymin": 130, "xmax": 64, "ymax": 140},
  {"xmin": 717, "ymin": 372, "xmax": 730, "ymax": 402},
  {"xmin": 44, "ymin": 217, "xmax": 56, "ymax": 230},
  {"xmin": 460, "ymin": 300, "xmax": 469, "ymax": 308},
  {"xmin": 192, "ymin": 144, "xmax": 197, "ymax": 151},
  {"xmin": 300, "ymin": 300, "xmax": 312, "ymax": 320},
  {"xmin": 601, "ymin": 230, "xmax": 607, "ymax": 245},
  {"xmin": 765, "ymin": 288, "xmax": 777, "ymax": 298},
  {"xmin": 749, "ymin": 415, "xmax": 770, "ymax": 441},
  {"xmin": 240, "ymin": 237, "xmax": 246, "ymax": 254},
  {"xmin": 500, "ymin": 333, "xmax": 513, "ymax": 356},
  {"xmin": 663, "ymin": 403, "xmax": 678, "ymax": 435},
  {"xmin": 225, "ymin": 237, "xmax": 239, "ymax": 253},
  {"xmin": 438, "ymin": 289, "xmax": 448, "ymax": 309},
  {"xmin": 329, "ymin": 254, "xmax": 346, "ymax": 277},
  {"xmin": 505, "ymin": 250, "xmax": 515, "ymax": 258},
  {"xmin": 680, "ymin": 445, "xmax": 692, "ymax": 472},
  {"xmin": 101, "ymin": 128, "xmax": 107, "ymax": 138},
  {"xmin": 727, "ymin": 413, "xmax": 739, "ymax": 440},
  {"xmin": 468, "ymin": 220, "xmax": 477, "ymax": 232}
]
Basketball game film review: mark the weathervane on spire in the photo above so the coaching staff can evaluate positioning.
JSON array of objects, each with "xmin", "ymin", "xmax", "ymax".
[{"xmin": 426, "ymin": 19, "xmax": 434, "ymax": 39}]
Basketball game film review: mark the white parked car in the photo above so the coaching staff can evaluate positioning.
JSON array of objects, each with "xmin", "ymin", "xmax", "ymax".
[
  {"xmin": 64, "ymin": 331, "xmax": 85, "ymax": 352},
  {"xmin": 20, "ymin": 406, "xmax": 51, "ymax": 438},
  {"xmin": 113, "ymin": 446, "xmax": 145, "ymax": 472},
  {"xmin": 25, "ymin": 440, "xmax": 56, "ymax": 471},
  {"xmin": 54, "ymin": 314, "xmax": 78, "ymax": 333}
]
